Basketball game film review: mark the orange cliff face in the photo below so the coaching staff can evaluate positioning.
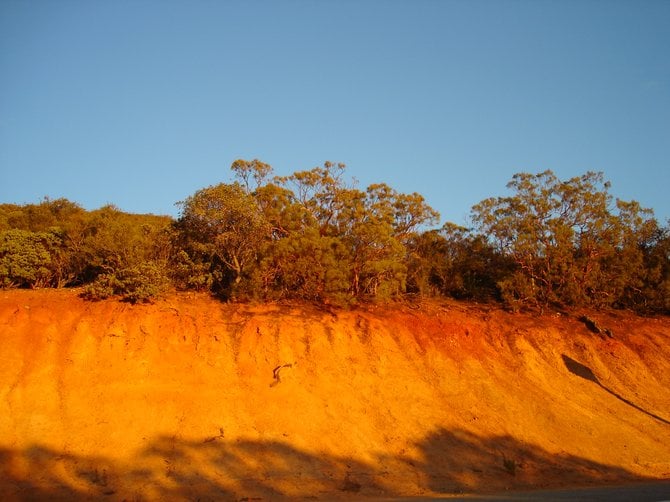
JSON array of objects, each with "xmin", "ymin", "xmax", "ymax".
[{"xmin": 0, "ymin": 289, "xmax": 669, "ymax": 500}]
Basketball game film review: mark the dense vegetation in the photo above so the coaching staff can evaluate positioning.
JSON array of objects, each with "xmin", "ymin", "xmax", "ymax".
[{"xmin": 1, "ymin": 161, "xmax": 668, "ymax": 313}]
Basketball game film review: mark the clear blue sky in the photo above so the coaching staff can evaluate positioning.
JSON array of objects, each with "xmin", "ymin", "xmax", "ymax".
[{"xmin": 1, "ymin": 0, "xmax": 669, "ymax": 225}]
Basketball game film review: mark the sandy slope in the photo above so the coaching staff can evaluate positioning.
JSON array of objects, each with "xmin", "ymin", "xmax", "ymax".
[{"xmin": 0, "ymin": 289, "xmax": 668, "ymax": 500}]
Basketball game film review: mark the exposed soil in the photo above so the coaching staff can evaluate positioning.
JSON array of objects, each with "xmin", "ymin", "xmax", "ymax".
[{"xmin": 1, "ymin": 289, "xmax": 669, "ymax": 500}]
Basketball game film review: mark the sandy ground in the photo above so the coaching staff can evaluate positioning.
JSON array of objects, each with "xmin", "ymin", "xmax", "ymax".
[{"xmin": 0, "ymin": 289, "xmax": 669, "ymax": 500}]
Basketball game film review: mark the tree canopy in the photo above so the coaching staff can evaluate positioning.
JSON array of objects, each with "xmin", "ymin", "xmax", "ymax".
[
  {"xmin": 471, "ymin": 171, "xmax": 661, "ymax": 310},
  {"xmin": 1, "ymin": 164, "xmax": 667, "ymax": 313}
]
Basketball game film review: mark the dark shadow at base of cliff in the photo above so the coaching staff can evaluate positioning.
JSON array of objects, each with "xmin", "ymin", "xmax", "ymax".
[
  {"xmin": 0, "ymin": 427, "xmax": 658, "ymax": 501},
  {"xmin": 410, "ymin": 428, "xmax": 649, "ymax": 495}
]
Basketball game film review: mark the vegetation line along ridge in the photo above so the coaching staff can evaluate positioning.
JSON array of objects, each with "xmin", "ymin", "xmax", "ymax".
[{"xmin": 1, "ymin": 161, "xmax": 668, "ymax": 313}]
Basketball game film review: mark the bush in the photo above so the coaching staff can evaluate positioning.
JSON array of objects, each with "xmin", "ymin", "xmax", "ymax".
[
  {"xmin": 82, "ymin": 261, "xmax": 169, "ymax": 303},
  {"xmin": 169, "ymin": 250, "xmax": 214, "ymax": 291},
  {"xmin": 0, "ymin": 229, "xmax": 61, "ymax": 288}
]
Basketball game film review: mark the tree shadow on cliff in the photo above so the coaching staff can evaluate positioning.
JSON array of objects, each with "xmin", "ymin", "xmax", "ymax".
[
  {"xmin": 0, "ymin": 428, "xmax": 658, "ymax": 500},
  {"xmin": 408, "ymin": 428, "xmax": 654, "ymax": 495},
  {"xmin": 137, "ymin": 434, "xmax": 386, "ymax": 500},
  {"xmin": 0, "ymin": 445, "xmax": 122, "ymax": 501},
  {"xmin": 562, "ymin": 354, "xmax": 670, "ymax": 425},
  {"xmin": 0, "ymin": 437, "xmax": 384, "ymax": 501}
]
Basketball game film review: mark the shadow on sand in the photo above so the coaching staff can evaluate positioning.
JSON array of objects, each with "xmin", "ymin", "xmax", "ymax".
[
  {"xmin": 0, "ymin": 427, "xmax": 658, "ymax": 500},
  {"xmin": 562, "ymin": 354, "xmax": 670, "ymax": 426}
]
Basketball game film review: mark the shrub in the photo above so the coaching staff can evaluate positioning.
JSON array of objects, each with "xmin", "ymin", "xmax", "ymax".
[
  {"xmin": 0, "ymin": 229, "xmax": 60, "ymax": 288},
  {"xmin": 82, "ymin": 261, "xmax": 169, "ymax": 303}
]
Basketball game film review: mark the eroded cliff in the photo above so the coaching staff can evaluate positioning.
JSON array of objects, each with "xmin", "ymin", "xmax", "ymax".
[{"xmin": 1, "ymin": 289, "xmax": 669, "ymax": 500}]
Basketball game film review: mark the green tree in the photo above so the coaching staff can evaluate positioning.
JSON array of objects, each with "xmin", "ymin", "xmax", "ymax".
[
  {"xmin": 176, "ymin": 182, "xmax": 270, "ymax": 296},
  {"xmin": 272, "ymin": 163, "xmax": 441, "ymax": 300},
  {"xmin": 406, "ymin": 223, "xmax": 508, "ymax": 300},
  {"xmin": 366, "ymin": 183, "xmax": 439, "ymax": 241},
  {"xmin": 638, "ymin": 222, "xmax": 670, "ymax": 313},
  {"xmin": 336, "ymin": 187, "xmax": 406, "ymax": 298},
  {"xmin": 253, "ymin": 228, "xmax": 352, "ymax": 303},
  {"xmin": 0, "ymin": 198, "xmax": 92, "ymax": 286},
  {"xmin": 79, "ymin": 206, "xmax": 172, "ymax": 301},
  {"xmin": 253, "ymin": 182, "xmax": 311, "ymax": 239},
  {"xmin": 231, "ymin": 158, "xmax": 273, "ymax": 192},
  {"xmin": 0, "ymin": 229, "xmax": 61, "ymax": 288},
  {"xmin": 82, "ymin": 261, "xmax": 170, "ymax": 303},
  {"xmin": 472, "ymin": 170, "xmax": 657, "ymax": 309}
]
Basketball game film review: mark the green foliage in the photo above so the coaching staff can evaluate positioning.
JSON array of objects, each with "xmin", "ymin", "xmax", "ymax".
[
  {"xmin": 0, "ymin": 198, "xmax": 172, "ymax": 293},
  {"xmin": 407, "ymin": 223, "xmax": 509, "ymax": 300},
  {"xmin": 176, "ymin": 182, "xmax": 270, "ymax": 296},
  {"xmin": 0, "ymin": 229, "xmax": 61, "ymax": 288},
  {"xmin": 1, "ymin": 165, "xmax": 667, "ymax": 313},
  {"xmin": 82, "ymin": 205, "xmax": 172, "ymax": 275},
  {"xmin": 634, "ymin": 223, "xmax": 670, "ymax": 314},
  {"xmin": 169, "ymin": 250, "xmax": 214, "ymax": 291},
  {"xmin": 0, "ymin": 199, "xmax": 173, "ymax": 302},
  {"xmin": 253, "ymin": 229, "xmax": 352, "ymax": 304},
  {"xmin": 82, "ymin": 261, "xmax": 169, "ymax": 303},
  {"xmin": 170, "ymin": 161, "xmax": 442, "ymax": 303},
  {"xmin": 231, "ymin": 158, "xmax": 273, "ymax": 192},
  {"xmin": 471, "ymin": 170, "xmax": 658, "ymax": 310},
  {"xmin": 0, "ymin": 197, "xmax": 83, "ymax": 233},
  {"xmin": 0, "ymin": 198, "xmax": 90, "ymax": 287}
]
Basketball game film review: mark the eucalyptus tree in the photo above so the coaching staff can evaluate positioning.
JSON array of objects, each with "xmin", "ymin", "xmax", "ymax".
[
  {"xmin": 230, "ymin": 158, "xmax": 273, "ymax": 193},
  {"xmin": 176, "ymin": 183, "xmax": 270, "ymax": 295},
  {"xmin": 638, "ymin": 222, "xmax": 670, "ymax": 313},
  {"xmin": 472, "ymin": 170, "xmax": 657, "ymax": 309}
]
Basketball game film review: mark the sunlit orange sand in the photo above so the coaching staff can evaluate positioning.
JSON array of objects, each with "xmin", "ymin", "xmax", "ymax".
[{"xmin": 1, "ymin": 289, "xmax": 668, "ymax": 500}]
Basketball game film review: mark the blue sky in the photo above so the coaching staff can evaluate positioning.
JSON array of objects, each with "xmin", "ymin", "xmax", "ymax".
[{"xmin": 1, "ymin": 0, "xmax": 668, "ymax": 225}]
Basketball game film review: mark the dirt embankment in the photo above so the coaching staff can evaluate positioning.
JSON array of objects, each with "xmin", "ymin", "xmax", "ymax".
[{"xmin": 0, "ymin": 289, "xmax": 669, "ymax": 500}]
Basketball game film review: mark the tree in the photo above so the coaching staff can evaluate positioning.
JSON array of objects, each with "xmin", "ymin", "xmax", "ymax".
[
  {"xmin": 176, "ymin": 182, "xmax": 270, "ymax": 296},
  {"xmin": 275, "ymin": 161, "xmax": 348, "ymax": 235},
  {"xmin": 231, "ymin": 158, "xmax": 273, "ymax": 193},
  {"xmin": 0, "ymin": 229, "xmax": 60, "ymax": 288},
  {"xmin": 471, "ymin": 170, "xmax": 657, "ymax": 309},
  {"xmin": 253, "ymin": 182, "xmax": 311, "ymax": 239},
  {"xmin": 638, "ymin": 222, "xmax": 670, "ymax": 313},
  {"xmin": 253, "ymin": 228, "xmax": 352, "ymax": 303},
  {"xmin": 79, "ymin": 206, "xmax": 173, "ymax": 301},
  {"xmin": 406, "ymin": 223, "xmax": 508, "ymax": 300},
  {"xmin": 82, "ymin": 261, "xmax": 170, "ymax": 303},
  {"xmin": 366, "ymin": 183, "xmax": 439, "ymax": 241},
  {"xmin": 274, "ymin": 164, "xmax": 442, "ymax": 299}
]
